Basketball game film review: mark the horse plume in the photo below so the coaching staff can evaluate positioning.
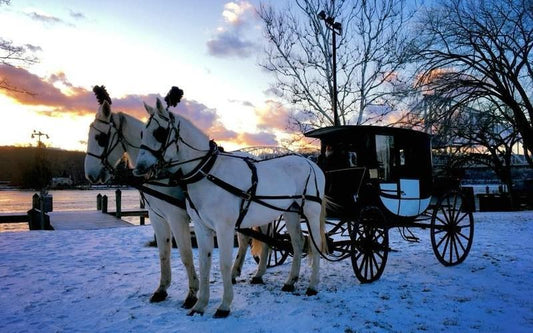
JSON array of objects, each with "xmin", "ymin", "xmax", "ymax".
[
  {"xmin": 164, "ymin": 86, "xmax": 183, "ymax": 108},
  {"xmin": 93, "ymin": 85, "xmax": 112, "ymax": 105}
]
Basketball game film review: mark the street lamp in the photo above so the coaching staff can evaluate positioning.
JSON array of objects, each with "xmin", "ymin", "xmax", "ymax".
[
  {"xmin": 31, "ymin": 130, "xmax": 49, "ymax": 148},
  {"xmin": 318, "ymin": 9, "xmax": 342, "ymax": 127}
]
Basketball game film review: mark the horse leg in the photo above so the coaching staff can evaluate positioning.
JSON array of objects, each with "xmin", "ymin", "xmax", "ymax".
[
  {"xmin": 149, "ymin": 213, "xmax": 172, "ymax": 303},
  {"xmin": 213, "ymin": 226, "xmax": 235, "ymax": 318},
  {"xmin": 187, "ymin": 221, "xmax": 213, "ymax": 317},
  {"xmin": 231, "ymin": 232, "xmax": 249, "ymax": 284},
  {"xmin": 304, "ymin": 204, "xmax": 323, "ymax": 296},
  {"xmin": 250, "ymin": 225, "xmax": 270, "ymax": 284},
  {"xmin": 168, "ymin": 210, "xmax": 199, "ymax": 309},
  {"xmin": 282, "ymin": 212, "xmax": 303, "ymax": 292}
]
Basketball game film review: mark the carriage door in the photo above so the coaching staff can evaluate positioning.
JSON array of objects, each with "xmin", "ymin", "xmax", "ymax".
[{"xmin": 377, "ymin": 135, "xmax": 427, "ymax": 217}]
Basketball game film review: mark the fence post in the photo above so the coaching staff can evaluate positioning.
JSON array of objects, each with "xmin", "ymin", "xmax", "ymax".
[
  {"xmin": 96, "ymin": 193, "xmax": 102, "ymax": 210},
  {"xmin": 102, "ymin": 195, "xmax": 108, "ymax": 213},
  {"xmin": 32, "ymin": 193, "xmax": 40, "ymax": 209},
  {"xmin": 115, "ymin": 189, "xmax": 122, "ymax": 219}
]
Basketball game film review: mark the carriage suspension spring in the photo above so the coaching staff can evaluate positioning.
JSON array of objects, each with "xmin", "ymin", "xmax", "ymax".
[{"xmin": 398, "ymin": 227, "xmax": 419, "ymax": 243}]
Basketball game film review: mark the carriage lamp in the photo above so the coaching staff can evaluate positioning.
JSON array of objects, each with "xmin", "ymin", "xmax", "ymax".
[{"xmin": 318, "ymin": 10, "xmax": 342, "ymax": 127}]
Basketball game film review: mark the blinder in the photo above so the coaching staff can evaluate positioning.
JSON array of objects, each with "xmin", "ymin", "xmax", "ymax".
[
  {"xmin": 153, "ymin": 126, "xmax": 169, "ymax": 144},
  {"xmin": 95, "ymin": 132, "xmax": 110, "ymax": 147}
]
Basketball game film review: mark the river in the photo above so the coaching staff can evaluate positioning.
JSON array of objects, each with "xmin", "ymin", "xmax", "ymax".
[{"xmin": 0, "ymin": 188, "xmax": 146, "ymax": 232}]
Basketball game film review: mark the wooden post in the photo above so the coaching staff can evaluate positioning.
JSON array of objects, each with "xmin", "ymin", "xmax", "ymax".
[
  {"xmin": 140, "ymin": 198, "xmax": 145, "ymax": 226},
  {"xmin": 39, "ymin": 192, "xmax": 45, "ymax": 230},
  {"xmin": 96, "ymin": 193, "xmax": 102, "ymax": 210},
  {"xmin": 32, "ymin": 193, "xmax": 40, "ymax": 209},
  {"xmin": 102, "ymin": 195, "xmax": 108, "ymax": 213},
  {"xmin": 115, "ymin": 189, "xmax": 122, "ymax": 218}
]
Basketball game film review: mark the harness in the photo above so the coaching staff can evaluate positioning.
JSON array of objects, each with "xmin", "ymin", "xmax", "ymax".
[
  {"xmin": 87, "ymin": 114, "xmax": 131, "ymax": 173},
  {"xmin": 171, "ymin": 141, "xmax": 322, "ymax": 229},
  {"xmin": 88, "ymin": 113, "xmax": 187, "ymax": 209},
  {"xmin": 138, "ymin": 111, "xmax": 323, "ymax": 230}
]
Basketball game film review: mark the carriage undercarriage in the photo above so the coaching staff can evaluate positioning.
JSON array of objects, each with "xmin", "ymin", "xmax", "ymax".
[
  {"xmin": 239, "ymin": 188, "xmax": 474, "ymax": 283},
  {"xmin": 239, "ymin": 126, "xmax": 475, "ymax": 284}
]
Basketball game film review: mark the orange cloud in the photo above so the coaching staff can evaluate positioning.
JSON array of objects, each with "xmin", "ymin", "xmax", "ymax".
[
  {"xmin": 0, "ymin": 65, "xmax": 283, "ymax": 149},
  {"xmin": 255, "ymin": 99, "xmax": 290, "ymax": 131}
]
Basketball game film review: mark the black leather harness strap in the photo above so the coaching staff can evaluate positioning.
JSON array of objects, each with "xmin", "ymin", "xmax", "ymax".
[{"xmin": 133, "ymin": 183, "xmax": 186, "ymax": 209}]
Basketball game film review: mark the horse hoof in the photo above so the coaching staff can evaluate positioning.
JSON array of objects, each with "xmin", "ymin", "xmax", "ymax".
[
  {"xmin": 187, "ymin": 309, "xmax": 204, "ymax": 317},
  {"xmin": 181, "ymin": 295, "xmax": 198, "ymax": 309},
  {"xmin": 149, "ymin": 290, "xmax": 168, "ymax": 303},
  {"xmin": 306, "ymin": 288, "xmax": 318, "ymax": 296},
  {"xmin": 213, "ymin": 309, "xmax": 230, "ymax": 318},
  {"xmin": 250, "ymin": 277, "xmax": 264, "ymax": 285},
  {"xmin": 281, "ymin": 284, "xmax": 295, "ymax": 292}
]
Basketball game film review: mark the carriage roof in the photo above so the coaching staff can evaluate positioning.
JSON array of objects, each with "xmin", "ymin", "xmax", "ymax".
[{"xmin": 305, "ymin": 125, "xmax": 431, "ymax": 144}]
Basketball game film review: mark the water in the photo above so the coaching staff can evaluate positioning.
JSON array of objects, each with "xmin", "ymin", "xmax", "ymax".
[{"xmin": 0, "ymin": 188, "xmax": 147, "ymax": 232}]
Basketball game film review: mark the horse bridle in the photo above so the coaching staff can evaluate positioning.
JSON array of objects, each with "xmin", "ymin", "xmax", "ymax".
[
  {"xmin": 86, "ymin": 114, "xmax": 127, "ymax": 173},
  {"xmin": 139, "ymin": 111, "xmax": 218, "ymax": 179}
]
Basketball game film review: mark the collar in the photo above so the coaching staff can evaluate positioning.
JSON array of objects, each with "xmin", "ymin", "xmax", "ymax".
[{"xmin": 171, "ymin": 140, "xmax": 219, "ymax": 186}]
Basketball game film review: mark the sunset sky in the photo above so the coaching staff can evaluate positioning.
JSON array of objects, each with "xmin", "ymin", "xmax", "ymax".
[{"xmin": 0, "ymin": 0, "xmax": 297, "ymax": 151}]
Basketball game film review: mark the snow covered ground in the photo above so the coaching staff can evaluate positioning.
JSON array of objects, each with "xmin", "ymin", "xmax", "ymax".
[{"xmin": 0, "ymin": 211, "xmax": 531, "ymax": 332}]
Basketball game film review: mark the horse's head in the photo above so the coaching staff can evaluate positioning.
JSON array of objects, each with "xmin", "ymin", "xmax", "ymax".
[
  {"xmin": 84, "ymin": 95, "xmax": 126, "ymax": 184},
  {"xmin": 133, "ymin": 97, "xmax": 178, "ymax": 177}
]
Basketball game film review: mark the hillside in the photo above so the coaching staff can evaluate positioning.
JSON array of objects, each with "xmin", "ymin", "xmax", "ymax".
[{"xmin": 0, "ymin": 146, "xmax": 87, "ymax": 186}]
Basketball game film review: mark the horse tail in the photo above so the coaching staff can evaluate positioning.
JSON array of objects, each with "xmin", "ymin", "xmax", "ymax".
[
  {"xmin": 250, "ymin": 227, "xmax": 263, "ymax": 258},
  {"xmin": 319, "ymin": 195, "xmax": 329, "ymax": 255}
]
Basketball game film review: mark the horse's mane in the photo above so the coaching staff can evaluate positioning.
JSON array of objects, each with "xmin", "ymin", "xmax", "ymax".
[{"xmin": 93, "ymin": 85, "xmax": 112, "ymax": 105}]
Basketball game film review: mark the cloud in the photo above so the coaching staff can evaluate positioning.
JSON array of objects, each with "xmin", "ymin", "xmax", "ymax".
[
  {"xmin": 24, "ymin": 44, "xmax": 42, "ymax": 53},
  {"xmin": 69, "ymin": 10, "xmax": 86, "ymax": 21},
  {"xmin": 263, "ymin": 87, "xmax": 283, "ymax": 98},
  {"xmin": 229, "ymin": 98, "xmax": 255, "ymax": 108},
  {"xmin": 237, "ymin": 132, "xmax": 278, "ymax": 146},
  {"xmin": 0, "ymin": 65, "xmax": 280, "ymax": 148},
  {"xmin": 255, "ymin": 99, "xmax": 289, "ymax": 131},
  {"xmin": 207, "ymin": 1, "xmax": 258, "ymax": 58},
  {"xmin": 0, "ymin": 65, "xmax": 147, "ymax": 118},
  {"xmin": 222, "ymin": 1, "xmax": 254, "ymax": 26},
  {"xmin": 26, "ymin": 11, "xmax": 64, "ymax": 25}
]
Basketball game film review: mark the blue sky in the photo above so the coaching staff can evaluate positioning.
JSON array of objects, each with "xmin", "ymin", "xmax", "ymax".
[{"xmin": 0, "ymin": 0, "xmax": 293, "ymax": 151}]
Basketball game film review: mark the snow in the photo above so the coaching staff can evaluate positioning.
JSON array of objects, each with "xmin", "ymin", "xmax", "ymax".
[{"xmin": 0, "ymin": 211, "xmax": 532, "ymax": 332}]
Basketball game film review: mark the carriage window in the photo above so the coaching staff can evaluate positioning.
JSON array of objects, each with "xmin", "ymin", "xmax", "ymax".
[{"xmin": 375, "ymin": 135, "xmax": 394, "ymax": 180}]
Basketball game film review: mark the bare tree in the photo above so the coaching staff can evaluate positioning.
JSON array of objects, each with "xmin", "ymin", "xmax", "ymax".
[
  {"xmin": 414, "ymin": 0, "xmax": 533, "ymax": 165},
  {"xmin": 0, "ymin": 0, "xmax": 39, "ymax": 93},
  {"xmin": 452, "ymin": 103, "xmax": 521, "ymax": 207},
  {"xmin": 258, "ymin": 0, "xmax": 417, "ymax": 132}
]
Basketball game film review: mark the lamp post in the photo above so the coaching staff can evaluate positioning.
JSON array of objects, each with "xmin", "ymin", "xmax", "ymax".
[
  {"xmin": 31, "ymin": 130, "xmax": 49, "ymax": 148},
  {"xmin": 318, "ymin": 9, "xmax": 342, "ymax": 127}
]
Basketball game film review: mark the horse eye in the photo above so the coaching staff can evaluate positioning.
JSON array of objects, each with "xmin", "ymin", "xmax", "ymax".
[
  {"xmin": 153, "ymin": 127, "xmax": 168, "ymax": 143},
  {"xmin": 95, "ymin": 133, "xmax": 109, "ymax": 147}
]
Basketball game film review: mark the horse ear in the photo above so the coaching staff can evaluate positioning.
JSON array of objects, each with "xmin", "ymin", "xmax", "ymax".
[
  {"xmin": 156, "ymin": 97, "xmax": 165, "ymax": 113},
  {"xmin": 102, "ymin": 100, "xmax": 111, "ymax": 117},
  {"xmin": 144, "ymin": 101, "xmax": 155, "ymax": 115}
]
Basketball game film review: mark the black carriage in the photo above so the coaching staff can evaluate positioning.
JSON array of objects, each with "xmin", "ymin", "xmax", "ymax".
[{"xmin": 245, "ymin": 125, "xmax": 474, "ymax": 283}]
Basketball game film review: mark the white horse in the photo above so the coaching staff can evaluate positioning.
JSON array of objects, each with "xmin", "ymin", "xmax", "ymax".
[
  {"xmin": 84, "ymin": 96, "xmax": 270, "ymax": 308},
  {"xmin": 84, "ymin": 98, "xmax": 199, "ymax": 308},
  {"xmin": 134, "ymin": 98, "xmax": 327, "ymax": 318}
]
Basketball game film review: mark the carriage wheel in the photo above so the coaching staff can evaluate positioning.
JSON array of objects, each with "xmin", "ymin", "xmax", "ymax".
[
  {"xmin": 252, "ymin": 217, "xmax": 290, "ymax": 268},
  {"xmin": 349, "ymin": 207, "xmax": 389, "ymax": 283},
  {"xmin": 431, "ymin": 191, "xmax": 474, "ymax": 266}
]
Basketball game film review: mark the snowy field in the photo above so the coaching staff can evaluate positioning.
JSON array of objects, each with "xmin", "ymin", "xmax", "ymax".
[{"xmin": 0, "ymin": 211, "xmax": 531, "ymax": 332}]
